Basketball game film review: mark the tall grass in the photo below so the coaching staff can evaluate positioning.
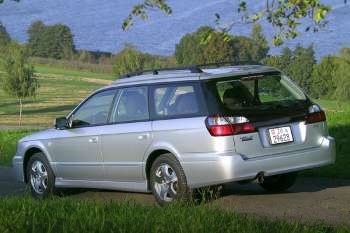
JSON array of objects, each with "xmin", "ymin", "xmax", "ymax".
[{"xmin": 0, "ymin": 197, "xmax": 347, "ymax": 233}]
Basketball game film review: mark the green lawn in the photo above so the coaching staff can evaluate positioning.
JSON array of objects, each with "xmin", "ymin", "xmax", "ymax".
[
  {"xmin": 0, "ymin": 197, "xmax": 348, "ymax": 233},
  {"xmin": 35, "ymin": 64, "xmax": 115, "ymax": 81}
]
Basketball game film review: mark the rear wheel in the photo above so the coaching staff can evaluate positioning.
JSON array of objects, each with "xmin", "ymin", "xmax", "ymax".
[
  {"xmin": 150, "ymin": 153, "xmax": 192, "ymax": 206},
  {"xmin": 260, "ymin": 172, "xmax": 298, "ymax": 192},
  {"xmin": 26, "ymin": 152, "xmax": 55, "ymax": 199}
]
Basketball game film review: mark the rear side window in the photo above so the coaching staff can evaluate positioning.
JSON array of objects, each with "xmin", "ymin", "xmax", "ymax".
[
  {"xmin": 110, "ymin": 86, "xmax": 149, "ymax": 123},
  {"xmin": 151, "ymin": 83, "xmax": 205, "ymax": 119}
]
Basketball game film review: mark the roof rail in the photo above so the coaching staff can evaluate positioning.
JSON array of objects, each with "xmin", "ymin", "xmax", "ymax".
[
  {"xmin": 196, "ymin": 61, "xmax": 263, "ymax": 69},
  {"xmin": 117, "ymin": 61, "xmax": 264, "ymax": 79},
  {"xmin": 119, "ymin": 66, "xmax": 203, "ymax": 79}
]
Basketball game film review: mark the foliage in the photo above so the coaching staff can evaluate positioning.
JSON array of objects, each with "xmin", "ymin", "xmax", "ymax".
[
  {"xmin": 263, "ymin": 45, "xmax": 316, "ymax": 93},
  {"xmin": 310, "ymin": 56, "xmax": 338, "ymax": 99},
  {"xmin": 27, "ymin": 21, "xmax": 75, "ymax": 60},
  {"xmin": 0, "ymin": 197, "xmax": 348, "ymax": 233},
  {"xmin": 112, "ymin": 44, "xmax": 176, "ymax": 76},
  {"xmin": 250, "ymin": 24, "xmax": 269, "ymax": 62},
  {"xmin": 0, "ymin": 42, "xmax": 38, "ymax": 98},
  {"xmin": 175, "ymin": 26, "xmax": 268, "ymax": 66},
  {"xmin": 333, "ymin": 56, "xmax": 350, "ymax": 100},
  {"xmin": 0, "ymin": 22, "xmax": 11, "ymax": 49},
  {"xmin": 124, "ymin": 0, "xmax": 331, "ymax": 46},
  {"xmin": 122, "ymin": 0, "xmax": 172, "ymax": 30},
  {"xmin": 0, "ymin": 42, "xmax": 38, "ymax": 125}
]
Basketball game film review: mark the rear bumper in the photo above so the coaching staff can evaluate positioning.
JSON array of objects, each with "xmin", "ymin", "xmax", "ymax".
[{"xmin": 182, "ymin": 136, "xmax": 336, "ymax": 188}]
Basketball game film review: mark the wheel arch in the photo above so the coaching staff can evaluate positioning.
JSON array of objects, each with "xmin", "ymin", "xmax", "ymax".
[
  {"xmin": 23, "ymin": 147, "xmax": 47, "ymax": 183},
  {"xmin": 144, "ymin": 148, "xmax": 182, "ymax": 190}
]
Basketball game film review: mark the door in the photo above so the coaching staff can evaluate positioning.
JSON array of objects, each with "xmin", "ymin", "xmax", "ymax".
[
  {"xmin": 49, "ymin": 89, "xmax": 117, "ymax": 180},
  {"xmin": 100, "ymin": 86, "xmax": 152, "ymax": 182}
]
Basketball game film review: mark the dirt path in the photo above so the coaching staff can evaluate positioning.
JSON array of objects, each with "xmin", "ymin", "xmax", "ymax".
[{"xmin": 1, "ymin": 166, "xmax": 349, "ymax": 226}]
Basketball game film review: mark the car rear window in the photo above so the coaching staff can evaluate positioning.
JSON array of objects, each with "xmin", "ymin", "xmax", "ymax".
[{"xmin": 203, "ymin": 74, "xmax": 310, "ymax": 121}]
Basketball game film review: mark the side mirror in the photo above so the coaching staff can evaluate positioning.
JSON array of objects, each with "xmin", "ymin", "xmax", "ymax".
[{"xmin": 54, "ymin": 117, "xmax": 68, "ymax": 130}]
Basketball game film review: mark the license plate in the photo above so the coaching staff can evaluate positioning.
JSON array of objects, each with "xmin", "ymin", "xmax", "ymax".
[{"xmin": 268, "ymin": 126, "xmax": 294, "ymax": 145}]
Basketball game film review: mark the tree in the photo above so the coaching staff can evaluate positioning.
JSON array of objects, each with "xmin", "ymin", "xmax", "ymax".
[
  {"xmin": 112, "ymin": 44, "xmax": 175, "ymax": 76},
  {"xmin": 310, "ymin": 56, "xmax": 337, "ymax": 98},
  {"xmin": 263, "ymin": 45, "xmax": 316, "ymax": 93},
  {"xmin": 250, "ymin": 24, "xmax": 269, "ymax": 62},
  {"xmin": 288, "ymin": 45, "xmax": 316, "ymax": 93},
  {"xmin": 27, "ymin": 21, "xmax": 46, "ymax": 56},
  {"xmin": 112, "ymin": 44, "xmax": 146, "ymax": 76},
  {"xmin": 27, "ymin": 21, "xmax": 75, "ymax": 59},
  {"xmin": 123, "ymin": 0, "xmax": 332, "ymax": 46},
  {"xmin": 0, "ymin": 22, "xmax": 11, "ymax": 49},
  {"xmin": 0, "ymin": 42, "xmax": 39, "ymax": 125},
  {"xmin": 175, "ymin": 26, "xmax": 263, "ymax": 66},
  {"xmin": 331, "ymin": 49, "xmax": 350, "ymax": 100},
  {"xmin": 175, "ymin": 27, "xmax": 235, "ymax": 65}
]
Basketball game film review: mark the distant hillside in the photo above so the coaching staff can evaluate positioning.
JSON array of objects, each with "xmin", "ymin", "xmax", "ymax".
[{"xmin": 0, "ymin": 0, "xmax": 349, "ymax": 59}]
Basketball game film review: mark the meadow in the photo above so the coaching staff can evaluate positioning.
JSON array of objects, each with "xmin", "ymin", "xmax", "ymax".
[{"xmin": 0, "ymin": 197, "xmax": 349, "ymax": 233}]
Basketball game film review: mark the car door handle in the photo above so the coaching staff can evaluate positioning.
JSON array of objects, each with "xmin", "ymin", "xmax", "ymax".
[
  {"xmin": 89, "ymin": 137, "xmax": 98, "ymax": 143},
  {"xmin": 137, "ymin": 134, "xmax": 149, "ymax": 140}
]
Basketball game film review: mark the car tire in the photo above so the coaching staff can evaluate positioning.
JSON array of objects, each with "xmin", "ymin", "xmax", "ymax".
[
  {"xmin": 26, "ymin": 152, "xmax": 55, "ymax": 199},
  {"xmin": 260, "ymin": 172, "xmax": 298, "ymax": 192},
  {"xmin": 150, "ymin": 153, "xmax": 192, "ymax": 206}
]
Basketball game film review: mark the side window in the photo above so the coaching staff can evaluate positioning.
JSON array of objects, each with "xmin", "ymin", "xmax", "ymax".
[
  {"xmin": 71, "ymin": 89, "xmax": 117, "ymax": 127},
  {"xmin": 153, "ymin": 84, "xmax": 202, "ymax": 118},
  {"xmin": 110, "ymin": 86, "xmax": 149, "ymax": 123}
]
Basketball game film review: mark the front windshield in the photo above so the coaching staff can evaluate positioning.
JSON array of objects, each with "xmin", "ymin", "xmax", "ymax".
[{"xmin": 214, "ymin": 75, "xmax": 307, "ymax": 111}]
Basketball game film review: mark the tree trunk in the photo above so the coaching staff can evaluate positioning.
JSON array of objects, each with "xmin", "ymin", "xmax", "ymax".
[{"xmin": 19, "ymin": 98, "xmax": 22, "ymax": 126}]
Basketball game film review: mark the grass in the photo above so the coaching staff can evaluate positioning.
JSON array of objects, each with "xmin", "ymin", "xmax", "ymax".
[
  {"xmin": 0, "ymin": 197, "xmax": 348, "ymax": 233},
  {"xmin": 0, "ymin": 130, "xmax": 37, "ymax": 166},
  {"xmin": 35, "ymin": 64, "xmax": 115, "ymax": 81}
]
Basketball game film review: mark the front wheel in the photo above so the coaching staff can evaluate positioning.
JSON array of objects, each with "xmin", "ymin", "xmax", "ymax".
[
  {"xmin": 26, "ymin": 152, "xmax": 55, "ymax": 199},
  {"xmin": 150, "ymin": 153, "xmax": 192, "ymax": 206},
  {"xmin": 260, "ymin": 172, "xmax": 298, "ymax": 192}
]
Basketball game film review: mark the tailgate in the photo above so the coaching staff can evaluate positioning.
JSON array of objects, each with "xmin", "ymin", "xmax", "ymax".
[{"xmin": 233, "ymin": 121, "xmax": 328, "ymax": 159}]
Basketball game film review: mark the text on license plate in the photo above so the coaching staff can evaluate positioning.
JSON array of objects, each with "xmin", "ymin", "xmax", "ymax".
[{"xmin": 268, "ymin": 126, "xmax": 294, "ymax": 145}]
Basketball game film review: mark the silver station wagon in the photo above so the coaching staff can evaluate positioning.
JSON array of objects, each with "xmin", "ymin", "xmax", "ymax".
[{"xmin": 13, "ymin": 65, "xmax": 336, "ymax": 205}]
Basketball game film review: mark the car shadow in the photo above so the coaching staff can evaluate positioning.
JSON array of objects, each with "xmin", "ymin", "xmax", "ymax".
[{"xmin": 221, "ymin": 177, "xmax": 350, "ymax": 197}]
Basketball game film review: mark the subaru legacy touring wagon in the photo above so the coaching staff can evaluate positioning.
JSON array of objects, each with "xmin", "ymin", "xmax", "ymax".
[{"xmin": 13, "ymin": 65, "xmax": 336, "ymax": 205}]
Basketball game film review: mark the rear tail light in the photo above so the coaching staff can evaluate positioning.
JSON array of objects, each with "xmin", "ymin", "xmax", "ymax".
[
  {"xmin": 205, "ymin": 116, "xmax": 256, "ymax": 136},
  {"xmin": 305, "ymin": 105, "xmax": 326, "ymax": 124}
]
